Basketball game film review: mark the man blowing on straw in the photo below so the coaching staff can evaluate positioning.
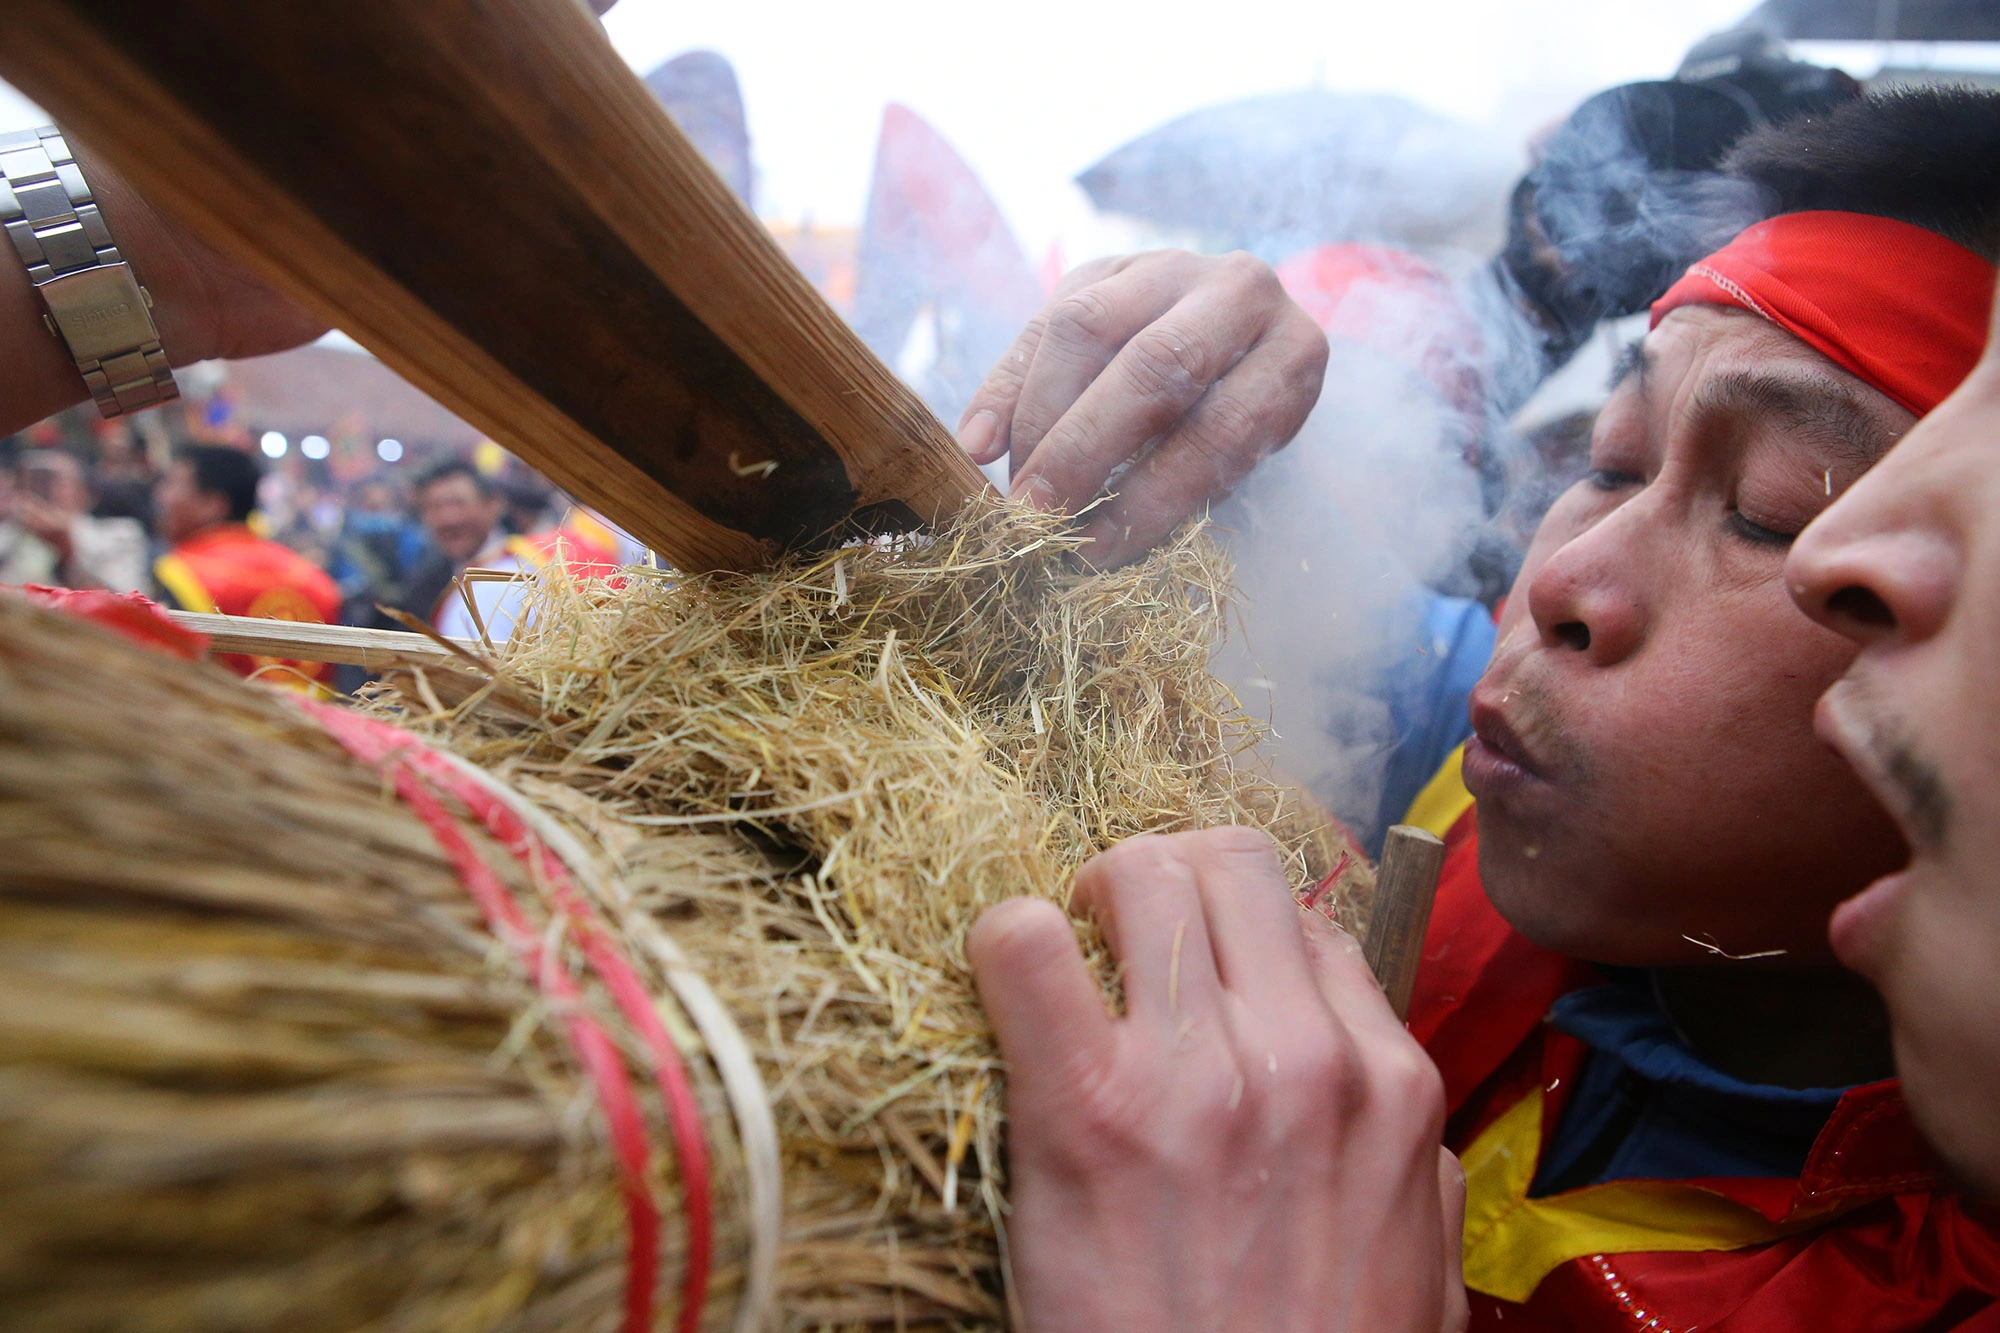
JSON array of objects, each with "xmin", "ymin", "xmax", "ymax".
[{"xmin": 968, "ymin": 89, "xmax": 2000, "ymax": 1329}]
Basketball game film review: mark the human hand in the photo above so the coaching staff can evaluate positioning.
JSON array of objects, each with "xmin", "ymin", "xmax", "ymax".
[
  {"xmin": 958, "ymin": 251, "xmax": 1328, "ymax": 567},
  {"xmin": 11, "ymin": 492, "xmax": 73, "ymax": 559},
  {"xmin": 969, "ymin": 826, "xmax": 1467, "ymax": 1333}
]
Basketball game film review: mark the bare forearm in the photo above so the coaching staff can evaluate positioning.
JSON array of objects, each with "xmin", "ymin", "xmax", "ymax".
[{"xmin": 0, "ymin": 135, "xmax": 326, "ymax": 437}]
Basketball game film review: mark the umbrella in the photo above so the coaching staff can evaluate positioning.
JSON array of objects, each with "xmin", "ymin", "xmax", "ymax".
[{"xmin": 1075, "ymin": 90, "xmax": 1513, "ymax": 256}]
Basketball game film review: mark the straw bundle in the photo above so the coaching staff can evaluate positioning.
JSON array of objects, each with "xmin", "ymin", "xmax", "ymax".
[
  {"xmin": 0, "ymin": 593, "xmax": 748, "ymax": 1332},
  {"xmin": 0, "ymin": 500, "xmax": 1369, "ymax": 1331}
]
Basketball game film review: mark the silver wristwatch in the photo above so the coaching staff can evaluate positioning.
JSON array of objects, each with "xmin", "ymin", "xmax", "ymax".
[{"xmin": 0, "ymin": 125, "xmax": 178, "ymax": 418}]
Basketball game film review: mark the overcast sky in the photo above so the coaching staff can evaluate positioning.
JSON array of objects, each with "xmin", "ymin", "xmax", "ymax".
[
  {"xmin": 601, "ymin": 0, "xmax": 1760, "ymax": 249},
  {"xmin": 0, "ymin": 0, "xmax": 1820, "ymax": 258}
]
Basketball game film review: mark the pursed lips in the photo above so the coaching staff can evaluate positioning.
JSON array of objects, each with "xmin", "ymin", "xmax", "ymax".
[{"xmin": 1469, "ymin": 689, "xmax": 1544, "ymax": 779}]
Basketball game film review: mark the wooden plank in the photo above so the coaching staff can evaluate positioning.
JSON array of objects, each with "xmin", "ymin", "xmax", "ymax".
[
  {"xmin": 0, "ymin": 0, "xmax": 988, "ymax": 572},
  {"xmin": 1363, "ymin": 824, "xmax": 1446, "ymax": 1022},
  {"xmin": 165, "ymin": 611, "xmax": 472, "ymax": 671}
]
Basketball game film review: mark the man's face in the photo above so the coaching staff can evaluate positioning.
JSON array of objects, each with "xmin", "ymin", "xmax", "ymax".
[
  {"xmin": 24, "ymin": 452, "xmax": 90, "ymax": 515},
  {"xmin": 417, "ymin": 474, "xmax": 501, "ymax": 564},
  {"xmin": 1466, "ymin": 305, "xmax": 1911, "ymax": 965},
  {"xmin": 1786, "ymin": 290, "xmax": 2000, "ymax": 1194},
  {"xmin": 154, "ymin": 460, "xmax": 226, "ymax": 546}
]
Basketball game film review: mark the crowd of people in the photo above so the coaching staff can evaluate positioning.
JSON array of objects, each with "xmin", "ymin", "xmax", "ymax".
[{"xmin": 0, "ymin": 431, "xmax": 627, "ymax": 687}]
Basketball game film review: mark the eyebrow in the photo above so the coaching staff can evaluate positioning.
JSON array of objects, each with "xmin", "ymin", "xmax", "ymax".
[
  {"xmin": 1607, "ymin": 340, "xmax": 1651, "ymax": 395},
  {"xmin": 1687, "ymin": 368, "xmax": 1899, "ymax": 473}
]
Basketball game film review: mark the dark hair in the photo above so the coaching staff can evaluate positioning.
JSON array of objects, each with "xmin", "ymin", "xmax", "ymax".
[
  {"xmin": 412, "ymin": 456, "xmax": 495, "ymax": 499},
  {"xmin": 180, "ymin": 445, "xmax": 262, "ymax": 523},
  {"xmin": 1723, "ymin": 86, "xmax": 2000, "ymax": 262}
]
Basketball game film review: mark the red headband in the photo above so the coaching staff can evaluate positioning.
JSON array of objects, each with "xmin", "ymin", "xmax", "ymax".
[{"xmin": 1651, "ymin": 210, "xmax": 1996, "ymax": 417}]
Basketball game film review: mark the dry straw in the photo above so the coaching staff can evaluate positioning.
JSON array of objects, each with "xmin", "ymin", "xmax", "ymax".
[{"xmin": 0, "ymin": 499, "xmax": 1370, "ymax": 1331}]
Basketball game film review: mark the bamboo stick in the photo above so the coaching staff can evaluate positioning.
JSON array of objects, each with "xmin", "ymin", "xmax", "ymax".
[
  {"xmin": 1364, "ymin": 824, "xmax": 1446, "ymax": 1021},
  {"xmin": 164, "ymin": 611, "xmax": 470, "ymax": 670}
]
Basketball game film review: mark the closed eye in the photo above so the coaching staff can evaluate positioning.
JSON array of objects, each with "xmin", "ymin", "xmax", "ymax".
[
  {"xmin": 1587, "ymin": 468, "xmax": 1642, "ymax": 492},
  {"xmin": 1727, "ymin": 511, "xmax": 1797, "ymax": 547}
]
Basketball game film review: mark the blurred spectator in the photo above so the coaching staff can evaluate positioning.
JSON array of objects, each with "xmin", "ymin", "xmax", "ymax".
[
  {"xmin": 1492, "ymin": 409, "xmax": 1595, "ymax": 557},
  {"xmin": 433, "ymin": 503, "xmax": 625, "ymax": 643},
  {"xmin": 326, "ymin": 475, "xmax": 431, "ymax": 629},
  {"xmin": 258, "ymin": 469, "xmax": 341, "ymax": 572},
  {"xmin": 153, "ymin": 445, "xmax": 342, "ymax": 686},
  {"xmin": 500, "ymin": 471, "xmax": 557, "ymax": 536},
  {"xmin": 402, "ymin": 457, "xmax": 505, "ymax": 625},
  {"xmin": 15, "ymin": 449, "xmax": 151, "ymax": 594},
  {"xmin": 0, "ymin": 437, "xmax": 57, "ymax": 586},
  {"xmin": 1493, "ymin": 46, "xmax": 1859, "ymax": 389},
  {"xmin": 89, "ymin": 427, "xmax": 157, "ymax": 530}
]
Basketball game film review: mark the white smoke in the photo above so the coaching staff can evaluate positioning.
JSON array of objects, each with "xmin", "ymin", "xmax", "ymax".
[{"xmin": 1211, "ymin": 338, "xmax": 1488, "ymax": 840}]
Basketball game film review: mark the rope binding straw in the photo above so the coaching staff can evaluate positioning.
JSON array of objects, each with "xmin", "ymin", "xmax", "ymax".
[{"xmin": 299, "ymin": 700, "xmax": 719, "ymax": 1333}]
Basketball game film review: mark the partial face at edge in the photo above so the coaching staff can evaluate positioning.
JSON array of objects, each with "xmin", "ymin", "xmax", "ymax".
[
  {"xmin": 1787, "ymin": 283, "xmax": 2000, "ymax": 1195},
  {"xmin": 154, "ymin": 459, "xmax": 227, "ymax": 547},
  {"xmin": 1467, "ymin": 305, "xmax": 1911, "ymax": 966}
]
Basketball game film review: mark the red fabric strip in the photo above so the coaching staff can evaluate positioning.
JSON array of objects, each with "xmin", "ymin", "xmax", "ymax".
[
  {"xmin": 301, "ymin": 704, "xmax": 680, "ymax": 1333},
  {"xmin": 1652, "ymin": 210, "xmax": 1996, "ymax": 417},
  {"xmin": 12, "ymin": 585, "xmax": 209, "ymax": 660},
  {"xmin": 406, "ymin": 746, "xmax": 715, "ymax": 1333}
]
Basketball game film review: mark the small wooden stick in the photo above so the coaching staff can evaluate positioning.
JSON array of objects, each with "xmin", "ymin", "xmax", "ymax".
[
  {"xmin": 1363, "ymin": 825, "xmax": 1447, "ymax": 1022},
  {"xmin": 165, "ymin": 610, "xmax": 472, "ymax": 670}
]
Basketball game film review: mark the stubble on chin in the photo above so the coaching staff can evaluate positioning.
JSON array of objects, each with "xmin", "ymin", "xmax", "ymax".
[{"xmin": 1829, "ymin": 675, "xmax": 1951, "ymax": 856}]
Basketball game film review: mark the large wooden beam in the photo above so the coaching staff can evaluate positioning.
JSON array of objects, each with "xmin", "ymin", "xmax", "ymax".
[{"xmin": 0, "ymin": 0, "xmax": 988, "ymax": 571}]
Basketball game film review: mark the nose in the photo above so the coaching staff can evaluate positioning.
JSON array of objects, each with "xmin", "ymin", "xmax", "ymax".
[
  {"xmin": 1524, "ymin": 506, "xmax": 1648, "ymax": 667},
  {"xmin": 1788, "ymin": 485, "xmax": 1957, "ymax": 650}
]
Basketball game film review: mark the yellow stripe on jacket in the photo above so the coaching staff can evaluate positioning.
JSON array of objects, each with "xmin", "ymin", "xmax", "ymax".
[
  {"xmin": 1458, "ymin": 1083, "xmax": 1831, "ymax": 1303},
  {"xmin": 1403, "ymin": 741, "xmax": 1474, "ymax": 838},
  {"xmin": 152, "ymin": 552, "xmax": 217, "ymax": 614}
]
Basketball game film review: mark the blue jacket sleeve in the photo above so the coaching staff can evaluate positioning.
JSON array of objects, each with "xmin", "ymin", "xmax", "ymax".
[{"xmin": 1365, "ymin": 592, "xmax": 1494, "ymax": 856}]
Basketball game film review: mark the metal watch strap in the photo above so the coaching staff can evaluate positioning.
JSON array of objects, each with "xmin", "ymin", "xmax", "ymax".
[{"xmin": 0, "ymin": 125, "xmax": 178, "ymax": 418}]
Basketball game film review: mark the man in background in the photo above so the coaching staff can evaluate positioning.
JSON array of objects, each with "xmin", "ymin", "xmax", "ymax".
[
  {"xmin": 0, "ymin": 437, "xmax": 56, "ymax": 587},
  {"xmin": 326, "ymin": 474, "xmax": 430, "ymax": 633},
  {"xmin": 87, "ymin": 427, "xmax": 156, "ymax": 530},
  {"xmin": 152, "ymin": 444, "xmax": 340, "ymax": 685},
  {"xmin": 15, "ymin": 449, "xmax": 149, "ymax": 594},
  {"xmin": 402, "ymin": 457, "xmax": 506, "ymax": 628},
  {"xmin": 408, "ymin": 455, "xmax": 625, "ymax": 643}
]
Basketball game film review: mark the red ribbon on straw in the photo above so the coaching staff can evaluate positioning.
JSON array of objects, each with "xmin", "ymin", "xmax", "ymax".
[{"xmin": 301, "ymin": 702, "xmax": 714, "ymax": 1333}]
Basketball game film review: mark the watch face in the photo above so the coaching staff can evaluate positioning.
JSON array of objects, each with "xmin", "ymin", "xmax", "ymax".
[{"xmin": 43, "ymin": 263, "xmax": 160, "ymax": 362}]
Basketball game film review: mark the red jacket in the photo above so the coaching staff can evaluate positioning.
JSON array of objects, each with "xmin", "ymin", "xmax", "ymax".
[
  {"xmin": 154, "ymin": 523, "xmax": 341, "ymax": 685},
  {"xmin": 1403, "ymin": 747, "xmax": 2000, "ymax": 1330}
]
